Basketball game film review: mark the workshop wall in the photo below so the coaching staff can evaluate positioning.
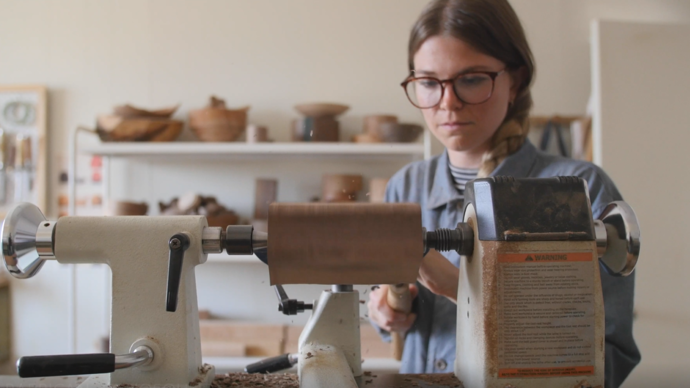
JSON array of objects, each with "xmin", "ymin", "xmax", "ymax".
[
  {"xmin": 2, "ymin": 0, "xmax": 690, "ymax": 216},
  {"xmin": 591, "ymin": 20, "xmax": 690, "ymax": 387},
  {"xmin": 0, "ymin": 0, "xmax": 689, "ymax": 379}
]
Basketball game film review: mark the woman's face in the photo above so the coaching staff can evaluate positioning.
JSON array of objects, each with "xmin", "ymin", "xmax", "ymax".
[{"xmin": 412, "ymin": 35, "xmax": 518, "ymax": 156}]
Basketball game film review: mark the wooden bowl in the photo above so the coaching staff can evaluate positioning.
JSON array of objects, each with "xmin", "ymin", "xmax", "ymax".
[
  {"xmin": 189, "ymin": 106, "xmax": 249, "ymax": 142},
  {"xmin": 113, "ymin": 104, "xmax": 179, "ymax": 119},
  {"xmin": 371, "ymin": 122, "xmax": 424, "ymax": 143},
  {"xmin": 96, "ymin": 116, "xmax": 183, "ymax": 142},
  {"xmin": 146, "ymin": 120, "xmax": 183, "ymax": 142},
  {"xmin": 322, "ymin": 192, "xmax": 357, "ymax": 202},
  {"xmin": 206, "ymin": 212, "xmax": 240, "ymax": 227},
  {"xmin": 294, "ymin": 103, "xmax": 349, "ymax": 118},
  {"xmin": 363, "ymin": 115, "xmax": 398, "ymax": 135},
  {"xmin": 322, "ymin": 174, "xmax": 363, "ymax": 200},
  {"xmin": 110, "ymin": 201, "xmax": 148, "ymax": 216},
  {"xmin": 352, "ymin": 133, "xmax": 382, "ymax": 143}
]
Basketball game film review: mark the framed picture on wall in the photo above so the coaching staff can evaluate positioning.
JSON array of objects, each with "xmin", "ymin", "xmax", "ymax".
[{"xmin": 0, "ymin": 85, "xmax": 48, "ymax": 217}]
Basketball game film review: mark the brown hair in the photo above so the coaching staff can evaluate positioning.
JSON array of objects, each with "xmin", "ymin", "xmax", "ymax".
[{"xmin": 409, "ymin": 0, "xmax": 535, "ymax": 176}]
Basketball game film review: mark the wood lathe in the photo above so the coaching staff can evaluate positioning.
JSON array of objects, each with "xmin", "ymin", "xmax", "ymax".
[{"xmin": 0, "ymin": 176, "xmax": 640, "ymax": 388}]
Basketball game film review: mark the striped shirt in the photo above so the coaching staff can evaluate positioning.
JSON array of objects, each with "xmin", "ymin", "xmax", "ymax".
[{"xmin": 448, "ymin": 164, "xmax": 479, "ymax": 198}]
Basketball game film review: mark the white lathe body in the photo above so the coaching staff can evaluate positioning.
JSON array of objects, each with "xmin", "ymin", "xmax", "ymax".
[
  {"xmin": 1, "ymin": 204, "xmax": 266, "ymax": 388},
  {"xmin": 55, "ymin": 215, "xmax": 213, "ymax": 388},
  {"xmin": 0, "ymin": 176, "xmax": 639, "ymax": 388}
]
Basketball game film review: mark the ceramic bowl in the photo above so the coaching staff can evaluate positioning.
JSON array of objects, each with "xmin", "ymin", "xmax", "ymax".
[
  {"xmin": 363, "ymin": 114, "xmax": 398, "ymax": 135},
  {"xmin": 294, "ymin": 103, "xmax": 349, "ymax": 117},
  {"xmin": 110, "ymin": 201, "xmax": 148, "ymax": 216},
  {"xmin": 189, "ymin": 106, "xmax": 249, "ymax": 142},
  {"xmin": 371, "ymin": 122, "xmax": 424, "ymax": 143},
  {"xmin": 292, "ymin": 117, "xmax": 339, "ymax": 142}
]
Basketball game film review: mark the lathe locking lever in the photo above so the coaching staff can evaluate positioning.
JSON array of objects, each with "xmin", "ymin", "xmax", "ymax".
[
  {"xmin": 166, "ymin": 232, "xmax": 191, "ymax": 312},
  {"xmin": 274, "ymin": 285, "xmax": 312, "ymax": 315}
]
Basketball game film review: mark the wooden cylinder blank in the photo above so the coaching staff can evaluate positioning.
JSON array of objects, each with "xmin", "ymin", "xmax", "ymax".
[{"xmin": 267, "ymin": 203, "xmax": 423, "ymax": 285}]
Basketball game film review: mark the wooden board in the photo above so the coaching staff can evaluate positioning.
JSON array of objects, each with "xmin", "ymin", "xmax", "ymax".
[
  {"xmin": 200, "ymin": 341, "xmax": 247, "ymax": 357},
  {"xmin": 199, "ymin": 321, "xmax": 284, "ymax": 357},
  {"xmin": 268, "ymin": 203, "xmax": 423, "ymax": 285}
]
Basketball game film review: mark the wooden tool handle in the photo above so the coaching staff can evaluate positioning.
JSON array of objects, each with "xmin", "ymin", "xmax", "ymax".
[{"xmin": 387, "ymin": 283, "xmax": 412, "ymax": 361}]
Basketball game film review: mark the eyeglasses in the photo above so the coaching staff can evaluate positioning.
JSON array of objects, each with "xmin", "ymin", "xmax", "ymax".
[{"xmin": 401, "ymin": 70, "xmax": 505, "ymax": 109}]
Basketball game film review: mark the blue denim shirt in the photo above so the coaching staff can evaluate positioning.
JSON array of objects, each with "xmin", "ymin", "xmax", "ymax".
[{"xmin": 381, "ymin": 140, "xmax": 640, "ymax": 388}]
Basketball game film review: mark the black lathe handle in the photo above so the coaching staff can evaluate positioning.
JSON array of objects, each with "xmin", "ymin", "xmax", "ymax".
[
  {"xmin": 17, "ymin": 353, "xmax": 115, "ymax": 377},
  {"xmin": 245, "ymin": 353, "xmax": 296, "ymax": 374},
  {"xmin": 166, "ymin": 233, "xmax": 191, "ymax": 312}
]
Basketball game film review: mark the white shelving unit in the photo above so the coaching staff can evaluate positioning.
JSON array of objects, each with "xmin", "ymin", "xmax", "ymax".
[
  {"xmin": 77, "ymin": 141, "xmax": 428, "ymax": 218},
  {"xmin": 80, "ymin": 142, "xmax": 426, "ymax": 160}
]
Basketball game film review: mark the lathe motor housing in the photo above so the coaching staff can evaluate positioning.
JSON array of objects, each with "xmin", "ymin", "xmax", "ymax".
[{"xmin": 456, "ymin": 177, "xmax": 606, "ymax": 388}]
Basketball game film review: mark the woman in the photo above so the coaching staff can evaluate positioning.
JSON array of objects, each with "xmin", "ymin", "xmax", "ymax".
[{"xmin": 366, "ymin": 1, "xmax": 640, "ymax": 387}]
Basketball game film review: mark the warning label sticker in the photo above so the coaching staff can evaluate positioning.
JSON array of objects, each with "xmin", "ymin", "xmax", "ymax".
[
  {"xmin": 499, "ymin": 366, "xmax": 594, "ymax": 378},
  {"xmin": 497, "ymin": 251, "xmax": 595, "ymax": 378}
]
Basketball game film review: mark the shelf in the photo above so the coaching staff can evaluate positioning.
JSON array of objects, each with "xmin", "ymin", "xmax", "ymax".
[
  {"xmin": 206, "ymin": 253, "xmax": 264, "ymax": 264},
  {"xmin": 79, "ymin": 142, "xmax": 425, "ymax": 160}
]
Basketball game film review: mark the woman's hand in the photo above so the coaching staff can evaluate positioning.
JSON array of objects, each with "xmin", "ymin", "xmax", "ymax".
[
  {"xmin": 418, "ymin": 249, "xmax": 459, "ymax": 303},
  {"xmin": 367, "ymin": 284, "xmax": 418, "ymax": 333}
]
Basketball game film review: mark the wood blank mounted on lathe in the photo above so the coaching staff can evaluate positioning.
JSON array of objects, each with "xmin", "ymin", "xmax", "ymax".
[{"xmin": 267, "ymin": 203, "xmax": 423, "ymax": 285}]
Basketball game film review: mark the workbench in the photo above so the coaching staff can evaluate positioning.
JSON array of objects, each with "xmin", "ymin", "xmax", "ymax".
[{"xmin": 0, "ymin": 373, "xmax": 464, "ymax": 388}]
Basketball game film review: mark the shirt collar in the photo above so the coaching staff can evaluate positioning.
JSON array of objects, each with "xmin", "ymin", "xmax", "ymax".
[{"xmin": 426, "ymin": 139, "xmax": 538, "ymax": 210}]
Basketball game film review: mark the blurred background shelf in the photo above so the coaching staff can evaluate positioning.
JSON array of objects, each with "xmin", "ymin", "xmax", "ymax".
[{"xmin": 79, "ymin": 142, "xmax": 426, "ymax": 160}]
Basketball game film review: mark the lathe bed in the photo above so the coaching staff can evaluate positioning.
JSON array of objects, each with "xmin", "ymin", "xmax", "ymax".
[{"xmin": 0, "ymin": 373, "xmax": 464, "ymax": 388}]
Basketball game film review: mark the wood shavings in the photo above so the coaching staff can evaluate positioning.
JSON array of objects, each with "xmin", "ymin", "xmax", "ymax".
[{"xmin": 211, "ymin": 373, "xmax": 298, "ymax": 388}]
